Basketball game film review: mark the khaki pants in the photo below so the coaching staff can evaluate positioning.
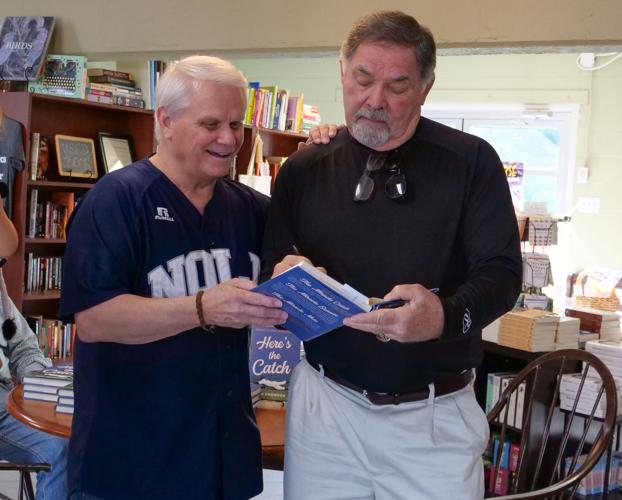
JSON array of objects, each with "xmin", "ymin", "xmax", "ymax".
[{"xmin": 284, "ymin": 359, "xmax": 488, "ymax": 500}]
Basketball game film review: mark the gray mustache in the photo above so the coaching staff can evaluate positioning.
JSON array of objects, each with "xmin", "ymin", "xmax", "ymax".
[{"xmin": 355, "ymin": 109, "xmax": 389, "ymax": 123}]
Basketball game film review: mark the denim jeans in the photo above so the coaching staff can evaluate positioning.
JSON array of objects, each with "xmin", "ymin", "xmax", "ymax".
[{"xmin": 0, "ymin": 407, "xmax": 68, "ymax": 500}]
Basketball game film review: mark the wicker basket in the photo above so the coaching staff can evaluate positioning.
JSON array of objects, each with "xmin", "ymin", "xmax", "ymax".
[{"xmin": 574, "ymin": 295, "xmax": 620, "ymax": 312}]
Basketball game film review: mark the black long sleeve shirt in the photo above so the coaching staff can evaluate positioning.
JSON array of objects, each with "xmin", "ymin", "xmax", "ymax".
[{"xmin": 262, "ymin": 118, "xmax": 522, "ymax": 393}]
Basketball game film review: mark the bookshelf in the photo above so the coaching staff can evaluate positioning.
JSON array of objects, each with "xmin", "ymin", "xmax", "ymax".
[
  {"xmin": 236, "ymin": 125, "xmax": 306, "ymax": 183},
  {"xmin": 0, "ymin": 92, "xmax": 154, "ymax": 317}
]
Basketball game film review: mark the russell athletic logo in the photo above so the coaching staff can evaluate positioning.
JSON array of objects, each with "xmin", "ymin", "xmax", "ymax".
[{"xmin": 155, "ymin": 207, "xmax": 174, "ymax": 222}]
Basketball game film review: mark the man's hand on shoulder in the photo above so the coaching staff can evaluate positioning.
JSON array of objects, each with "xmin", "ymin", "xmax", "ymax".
[
  {"xmin": 343, "ymin": 284, "xmax": 444, "ymax": 342},
  {"xmin": 304, "ymin": 123, "xmax": 345, "ymax": 146}
]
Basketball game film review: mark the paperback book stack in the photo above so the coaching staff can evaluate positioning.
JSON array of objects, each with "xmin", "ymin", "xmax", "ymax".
[
  {"xmin": 22, "ymin": 364, "xmax": 73, "ymax": 407},
  {"xmin": 55, "ymin": 383, "xmax": 74, "ymax": 414},
  {"xmin": 554, "ymin": 316, "xmax": 580, "ymax": 350},
  {"xmin": 585, "ymin": 339, "xmax": 622, "ymax": 381},
  {"xmin": 498, "ymin": 309, "xmax": 559, "ymax": 352},
  {"xmin": 559, "ymin": 372, "xmax": 622, "ymax": 418},
  {"xmin": 250, "ymin": 383, "xmax": 261, "ymax": 408},
  {"xmin": 256, "ymin": 386, "xmax": 288, "ymax": 409},
  {"xmin": 86, "ymin": 68, "xmax": 145, "ymax": 109},
  {"xmin": 565, "ymin": 307, "xmax": 621, "ymax": 341}
]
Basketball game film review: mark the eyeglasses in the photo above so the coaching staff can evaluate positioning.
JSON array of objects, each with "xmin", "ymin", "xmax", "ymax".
[{"xmin": 353, "ymin": 152, "xmax": 406, "ymax": 202}]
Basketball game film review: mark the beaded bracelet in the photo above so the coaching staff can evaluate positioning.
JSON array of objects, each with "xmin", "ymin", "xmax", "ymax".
[{"xmin": 195, "ymin": 290, "xmax": 216, "ymax": 333}]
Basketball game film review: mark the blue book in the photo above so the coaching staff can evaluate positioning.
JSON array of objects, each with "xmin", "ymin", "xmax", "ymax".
[
  {"xmin": 248, "ymin": 325, "xmax": 301, "ymax": 386},
  {"xmin": 253, "ymin": 261, "xmax": 373, "ymax": 341}
]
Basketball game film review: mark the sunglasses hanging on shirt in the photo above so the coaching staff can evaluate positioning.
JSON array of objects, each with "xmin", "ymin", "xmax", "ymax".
[{"xmin": 353, "ymin": 151, "xmax": 407, "ymax": 202}]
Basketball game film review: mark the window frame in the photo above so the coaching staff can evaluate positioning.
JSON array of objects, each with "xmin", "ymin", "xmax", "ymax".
[{"xmin": 422, "ymin": 104, "xmax": 579, "ymax": 217}]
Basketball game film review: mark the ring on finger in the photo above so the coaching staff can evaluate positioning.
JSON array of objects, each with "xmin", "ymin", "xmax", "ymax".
[{"xmin": 375, "ymin": 310, "xmax": 390, "ymax": 342}]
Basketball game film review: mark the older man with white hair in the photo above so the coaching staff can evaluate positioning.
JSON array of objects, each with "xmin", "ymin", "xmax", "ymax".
[{"xmin": 60, "ymin": 55, "xmax": 287, "ymax": 500}]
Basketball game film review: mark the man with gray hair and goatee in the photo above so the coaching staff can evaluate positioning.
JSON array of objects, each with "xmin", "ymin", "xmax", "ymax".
[{"xmin": 262, "ymin": 11, "xmax": 522, "ymax": 500}]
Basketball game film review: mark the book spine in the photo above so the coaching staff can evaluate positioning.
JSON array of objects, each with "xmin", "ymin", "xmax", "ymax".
[
  {"xmin": 111, "ymin": 95, "xmax": 146, "ymax": 109},
  {"xmin": 28, "ymin": 189, "xmax": 38, "ymax": 238},
  {"xmin": 89, "ymin": 68, "xmax": 134, "ymax": 80},
  {"xmin": 89, "ymin": 75, "xmax": 136, "ymax": 87},
  {"xmin": 29, "ymin": 132, "xmax": 40, "ymax": 181},
  {"xmin": 87, "ymin": 83, "xmax": 143, "ymax": 97}
]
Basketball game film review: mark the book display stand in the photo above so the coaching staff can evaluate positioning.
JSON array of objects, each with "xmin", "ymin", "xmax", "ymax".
[{"xmin": 519, "ymin": 215, "xmax": 571, "ymax": 308}]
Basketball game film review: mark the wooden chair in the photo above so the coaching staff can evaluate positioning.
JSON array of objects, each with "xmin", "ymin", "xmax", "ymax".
[
  {"xmin": 486, "ymin": 349, "xmax": 618, "ymax": 499},
  {"xmin": 0, "ymin": 462, "xmax": 51, "ymax": 500}
]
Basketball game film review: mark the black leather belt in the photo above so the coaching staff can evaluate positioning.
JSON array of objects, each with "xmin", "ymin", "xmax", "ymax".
[{"xmin": 308, "ymin": 360, "xmax": 472, "ymax": 406}]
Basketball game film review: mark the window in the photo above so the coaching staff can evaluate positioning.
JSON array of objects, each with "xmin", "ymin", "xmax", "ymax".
[{"xmin": 423, "ymin": 105, "xmax": 578, "ymax": 217}]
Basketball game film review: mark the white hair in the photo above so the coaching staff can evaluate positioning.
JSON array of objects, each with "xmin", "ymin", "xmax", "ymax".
[{"xmin": 154, "ymin": 55, "xmax": 248, "ymax": 142}]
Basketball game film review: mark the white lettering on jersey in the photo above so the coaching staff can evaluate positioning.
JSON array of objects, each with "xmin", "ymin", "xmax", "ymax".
[
  {"xmin": 184, "ymin": 250, "xmax": 218, "ymax": 295},
  {"xmin": 148, "ymin": 249, "xmax": 260, "ymax": 297},
  {"xmin": 211, "ymin": 248, "xmax": 232, "ymax": 282},
  {"xmin": 148, "ymin": 255, "xmax": 186, "ymax": 297},
  {"xmin": 249, "ymin": 252, "xmax": 261, "ymax": 282}
]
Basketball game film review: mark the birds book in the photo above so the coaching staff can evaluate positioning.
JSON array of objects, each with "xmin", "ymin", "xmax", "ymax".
[{"xmin": 0, "ymin": 17, "xmax": 55, "ymax": 81}]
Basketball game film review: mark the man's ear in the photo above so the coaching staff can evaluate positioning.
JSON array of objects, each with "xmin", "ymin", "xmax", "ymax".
[
  {"xmin": 339, "ymin": 57, "xmax": 346, "ymax": 83},
  {"xmin": 420, "ymin": 74, "xmax": 435, "ymax": 105},
  {"xmin": 155, "ymin": 107, "xmax": 173, "ymax": 140}
]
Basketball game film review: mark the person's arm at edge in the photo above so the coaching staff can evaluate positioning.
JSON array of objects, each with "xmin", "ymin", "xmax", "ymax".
[{"xmin": 0, "ymin": 192, "xmax": 18, "ymax": 259}]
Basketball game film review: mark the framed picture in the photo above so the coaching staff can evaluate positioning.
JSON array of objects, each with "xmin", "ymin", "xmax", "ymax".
[
  {"xmin": 54, "ymin": 135, "xmax": 98, "ymax": 178},
  {"xmin": 97, "ymin": 132, "xmax": 135, "ymax": 174}
]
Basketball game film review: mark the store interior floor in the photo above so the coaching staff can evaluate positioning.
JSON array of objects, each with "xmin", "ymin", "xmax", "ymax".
[{"xmin": 0, "ymin": 469, "xmax": 284, "ymax": 500}]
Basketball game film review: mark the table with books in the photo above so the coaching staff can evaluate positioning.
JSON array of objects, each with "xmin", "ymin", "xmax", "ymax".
[{"xmin": 8, "ymin": 386, "xmax": 286, "ymax": 467}]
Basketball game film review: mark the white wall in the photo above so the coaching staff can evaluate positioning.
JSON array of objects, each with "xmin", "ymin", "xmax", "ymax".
[
  {"xmin": 3, "ymin": 1, "xmax": 622, "ymax": 57},
  {"xmin": 230, "ymin": 52, "xmax": 622, "ymax": 275}
]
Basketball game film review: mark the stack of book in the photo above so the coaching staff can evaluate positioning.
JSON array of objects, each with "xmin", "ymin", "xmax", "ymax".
[
  {"xmin": 255, "ymin": 386, "xmax": 288, "ymax": 409},
  {"xmin": 85, "ymin": 68, "xmax": 145, "ymax": 109},
  {"xmin": 250, "ymin": 383, "xmax": 261, "ymax": 408},
  {"xmin": 498, "ymin": 309, "xmax": 559, "ymax": 352},
  {"xmin": 565, "ymin": 307, "xmax": 621, "ymax": 340},
  {"xmin": 55, "ymin": 383, "xmax": 74, "ymax": 414},
  {"xmin": 585, "ymin": 339, "xmax": 622, "ymax": 380},
  {"xmin": 554, "ymin": 316, "xmax": 580, "ymax": 349},
  {"xmin": 22, "ymin": 364, "xmax": 73, "ymax": 407},
  {"xmin": 559, "ymin": 372, "xmax": 621, "ymax": 418}
]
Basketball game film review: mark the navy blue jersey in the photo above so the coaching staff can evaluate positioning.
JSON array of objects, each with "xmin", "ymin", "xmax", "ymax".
[{"xmin": 60, "ymin": 158, "xmax": 268, "ymax": 500}]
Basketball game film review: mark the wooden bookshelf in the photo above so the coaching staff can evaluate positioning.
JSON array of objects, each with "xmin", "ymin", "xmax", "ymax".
[
  {"xmin": 236, "ymin": 125, "xmax": 307, "ymax": 183},
  {"xmin": 0, "ymin": 92, "xmax": 155, "ymax": 312}
]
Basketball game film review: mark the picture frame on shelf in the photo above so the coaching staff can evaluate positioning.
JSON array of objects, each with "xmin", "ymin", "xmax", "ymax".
[
  {"xmin": 54, "ymin": 134, "xmax": 98, "ymax": 179},
  {"xmin": 97, "ymin": 132, "xmax": 134, "ymax": 174}
]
